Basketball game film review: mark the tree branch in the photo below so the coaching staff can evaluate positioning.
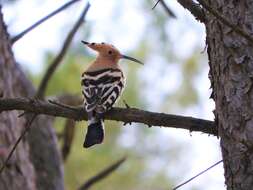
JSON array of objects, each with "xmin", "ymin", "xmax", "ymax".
[
  {"xmin": 0, "ymin": 114, "xmax": 37, "ymax": 173},
  {"xmin": 0, "ymin": 98, "xmax": 217, "ymax": 136},
  {"xmin": 177, "ymin": 0, "xmax": 205, "ymax": 22},
  {"xmin": 36, "ymin": 2, "xmax": 91, "ymax": 99},
  {"xmin": 11, "ymin": 0, "xmax": 81, "ymax": 43},
  {"xmin": 61, "ymin": 119, "xmax": 75, "ymax": 161},
  {"xmin": 172, "ymin": 159, "xmax": 223, "ymax": 190},
  {"xmin": 177, "ymin": 0, "xmax": 253, "ymax": 44},
  {"xmin": 78, "ymin": 157, "xmax": 126, "ymax": 190},
  {"xmin": 196, "ymin": 0, "xmax": 253, "ymax": 45},
  {"xmin": 160, "ymin": 0, "xmax": 176, "ymax": 18},
  {"xmin": 152, "ymin": 0, "xmax": 176, "ymax": 18}
]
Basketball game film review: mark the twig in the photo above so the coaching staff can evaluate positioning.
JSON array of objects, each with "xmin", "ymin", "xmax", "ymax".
[
  {"xmin": 177, "ymin": 0, "xmax": 205, "ymax": 22},
  {"xmin": 123, "ymin": 99, "xmax": 130, "ymax": 109},
  {"xmin": 152, "ymin": 0, "xmax": 176, "ymax": 18},
  {"xmin": 48, "ymin": 99, "xmax": 77, "ymax": 111},
  {"xmin": 172, "ymin": 159, "xmax": 223, "ymax": 190},
  {"xmin": 160, "ymin": 0, "xmax": 176, "ymax": 18},
  {"xmin": 122, "ymin": 100, "xmax": 132, "ymax": 125},
  {"xmin": 11, "ymin": 0, "xmax": 81, "ymax": 43},
  {"xmin": 0, "ymin": 114, "xmax": 37, "ymax": 173},
  {"xmin": 172, "ymin": 151, "xmax": 246, "ymax": 190},
  {"xmin": 196, "ymin": 0, "xmax": 253, "ymax": 45},
  {"xmin": 18, "ymin": 111, "xmax": 26, "ymax": 118},
  {"xmin": 152, "ymin": 0, "xmax": 161, "ymax": 10},
  {"xmin": 0, "ymin": 98, "xmax": 217, "ymax": 136},
  {"xmin": 36, "ymin": 2, "xmax": 91, "ymax": 99},
  {"xmin": 78, "ymin": 157, "xmax": 127, "ymax": 190},
  {"xmin": 55, "ymin": 94, "xmax": 81, "ymax": 160}
]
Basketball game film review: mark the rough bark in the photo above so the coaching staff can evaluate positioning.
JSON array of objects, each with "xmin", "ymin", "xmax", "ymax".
[
  {"xmin": 0, "ymin": 8, "xmax": 36, "ymax": 190},
  {"xmin": 0, "ymin": 6, "xmax": 63, "ymax": 190},
  {"xmin": 205, "ymin": 0, "xmax": 253, "ymax": 189}
]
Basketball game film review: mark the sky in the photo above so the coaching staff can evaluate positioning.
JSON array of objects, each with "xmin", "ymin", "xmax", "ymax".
[{"xmin": 2, "ymin": 0, "xmax": 225, "ymax": 189}]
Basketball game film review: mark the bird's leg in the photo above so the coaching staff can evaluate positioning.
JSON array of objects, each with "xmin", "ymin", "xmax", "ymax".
[
  {"xmin": 123, "ymin": 120, "xmax": 132, "ymax": 126},
  {"xmin": 97, "ymin": 112, "xmax": 105, "ymax": 121},
  {"xmin": 76, "ymin": 106, "xmax": 86, "ymax": 121}
]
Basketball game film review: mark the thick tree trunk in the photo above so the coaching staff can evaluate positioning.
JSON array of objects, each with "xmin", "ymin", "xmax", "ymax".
[
  {"xmin": 0, "ymin": 6, "xmax": 64, "ymax": 190},
  {"xmin": 0, "ymin": 9, "xmax": 36, "ymax": 190},
  {"xmin": 205, "ymin": 0, "xmax": 253, "ymax": 189}
]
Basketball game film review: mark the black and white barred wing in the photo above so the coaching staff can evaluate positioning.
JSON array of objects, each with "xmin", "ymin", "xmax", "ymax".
[{"xmin": 81, "ymin": 68, "xmax": 125, "ymax": 113}]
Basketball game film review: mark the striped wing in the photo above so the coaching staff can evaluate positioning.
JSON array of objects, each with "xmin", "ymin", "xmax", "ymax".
[{"xmin": 81, "ymin": 68, "xmax": 125, "ymax": 113}]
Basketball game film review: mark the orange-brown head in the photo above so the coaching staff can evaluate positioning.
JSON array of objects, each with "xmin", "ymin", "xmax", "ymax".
[{"xmin": 81, "ymin": 41, "xmax": 143, "ymax": 66}]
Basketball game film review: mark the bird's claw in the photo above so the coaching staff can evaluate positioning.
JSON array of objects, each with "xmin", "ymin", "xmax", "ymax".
[{"xmin": 123, "ymin": 121, "xmax": 132, "ymax": 126}]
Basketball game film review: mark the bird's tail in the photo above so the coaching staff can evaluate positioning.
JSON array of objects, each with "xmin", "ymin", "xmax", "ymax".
[{"xmin": 83, "ymin": 113, "xmax": 104, "ymax": 148}]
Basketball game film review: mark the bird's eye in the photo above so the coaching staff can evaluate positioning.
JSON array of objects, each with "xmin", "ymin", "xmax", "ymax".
[
  {"xmin": 91, "ymin": 43, "xmax": 95, "ymax": 45},
  {"xmin": 108, "ymin": 50, "xmax": 112, "ymax": 55}
]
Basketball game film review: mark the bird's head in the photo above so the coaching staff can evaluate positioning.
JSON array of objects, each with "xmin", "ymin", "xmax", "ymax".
[{"xmin": 82, "ymin": 41, "xmax": 143, "ymax": 65}]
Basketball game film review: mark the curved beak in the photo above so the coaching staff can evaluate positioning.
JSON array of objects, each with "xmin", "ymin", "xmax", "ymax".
[{"xmin": 121, "ymin": 55, "xmax": 144, "ymax": 65}]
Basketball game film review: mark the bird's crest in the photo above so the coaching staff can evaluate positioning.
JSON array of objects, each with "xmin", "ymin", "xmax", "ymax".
[{"xmin": 82, "ymin": 41, "xmax": 143, "ymax": 65}]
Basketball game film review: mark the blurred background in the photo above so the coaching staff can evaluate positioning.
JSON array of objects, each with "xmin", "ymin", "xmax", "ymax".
[{"xmin": 2, "ymin": 0, "xmax": 224, "ymax": 189}]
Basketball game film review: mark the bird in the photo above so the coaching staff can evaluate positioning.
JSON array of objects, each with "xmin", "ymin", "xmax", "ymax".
[{"xmin": 81, "ymin": 41, "xmax": 143, "ymax": 148}]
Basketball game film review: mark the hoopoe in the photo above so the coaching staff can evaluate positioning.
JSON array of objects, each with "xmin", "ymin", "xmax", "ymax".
[{"xmin": 81, "ymin": 41, "xmax": 143, "ymax": 148}]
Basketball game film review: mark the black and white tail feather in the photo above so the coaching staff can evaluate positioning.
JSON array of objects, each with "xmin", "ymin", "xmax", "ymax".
[
  {"xmin": 83, "ymin": 111, "xmax": 104, "ymax": 148},
  {"xmin": 81, "ymin": 68, "xmax": 125, "ymax": 148}
]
